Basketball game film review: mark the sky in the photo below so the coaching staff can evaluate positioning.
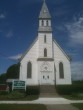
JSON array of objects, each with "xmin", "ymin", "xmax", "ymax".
[{"xmin": 0, "ymin": 0, "xmax": 83, "ymax": 80}]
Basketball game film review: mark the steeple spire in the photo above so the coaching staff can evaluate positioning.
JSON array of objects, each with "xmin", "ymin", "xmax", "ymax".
[
  {"xmin": 38, "ymin": 0, "xmax": 52, "ymax": 32},
  {"xmin": 44, "ymin": 0, "xmax": 46, "ymax": 3},
  {"xmin": 39, "ymin": 0, "xmax": 51, "ymax": 19}
]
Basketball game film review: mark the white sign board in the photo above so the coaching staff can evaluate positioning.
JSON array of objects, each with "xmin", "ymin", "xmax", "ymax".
[{"xmin": 12, "ymin": 80, "xmax": 26, "ymax": 91}]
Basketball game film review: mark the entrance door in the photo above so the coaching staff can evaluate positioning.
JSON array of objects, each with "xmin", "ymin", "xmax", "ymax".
[
  {"xmin": 41, "ymin": 73, "xmax": 50, "ymax": 85},
  {"xmin": 40, "ymin": 62, "xmax": 52, "ymax": 85}
]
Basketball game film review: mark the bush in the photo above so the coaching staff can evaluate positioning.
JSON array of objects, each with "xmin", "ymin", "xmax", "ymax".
[
  {"xmin": 26, "ymin": 86, "xmax": 40, "ymax": 95},
  {"xmin": 56, "ymin": 85, "xmax": 83, "ymax": 95},
  {"xmin": 8, "ymin": 90, "xmax": 26, "ymax": 99},
  {"xmin": 71, "ymin": 93, "xmax": 83, "ymax": 99},
  {"xmin": 0, "ymin": 91, "xmax": 8, "ymax": 95}
]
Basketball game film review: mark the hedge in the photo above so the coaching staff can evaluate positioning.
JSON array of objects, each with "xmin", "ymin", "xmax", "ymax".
[
  {"xmin": 26, "ymin": 86, "xmax": 40, "ymax": 95},
  {"xmin": 0, "ymin": 91, "xmax": 8, "ymax": 95},
  {"xmin": 56, "ymin": 85, "xmax": 83, "ymax": 95},
  {"xmin": 8, "ymin": 90, "xmax": 26, "ymax": 99}
]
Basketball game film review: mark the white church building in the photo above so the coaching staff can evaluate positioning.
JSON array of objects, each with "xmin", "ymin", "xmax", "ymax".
[{"xmin": 19, "ymin": 1, "xmax": 72, "ymax": 86}]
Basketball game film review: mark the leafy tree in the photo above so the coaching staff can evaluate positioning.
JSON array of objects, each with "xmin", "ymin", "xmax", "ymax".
[
  {"xmin": 0, "ymin": 73, "xmax": 6, "ymax": 84},
  {"xmin": 0, "ymin": 63, "xmax": 20, "ymax": 84},
  {"xmin": 6, "ymin": 63, "xmax": 20, "ymax": 79}
]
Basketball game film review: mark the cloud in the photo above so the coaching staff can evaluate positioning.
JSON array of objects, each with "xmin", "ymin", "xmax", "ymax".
[
  {"xmin": 6, "ymin": 31, "xmax": 13, "ymax": 38},
  {"xmin": 66, "ymin": 16, "xmax": 83, "ymax": 46},
  {"xmin": 0, "ymin": 14, "xmax": 5, "ymax": 19},
  {"xmin": 71, "ymin": 61, "xmax": 83, "ymax": 81},
  {"xmin": 8, "ymin": 54, "xmax": 22, "ymax": 60}
]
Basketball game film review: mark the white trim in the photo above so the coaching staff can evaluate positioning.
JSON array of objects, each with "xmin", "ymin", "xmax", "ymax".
[
  {"xmin": 20, "ymin": 37, "xmax": 38, "ymax": 61},
  {"xmin": 53, "ymin": 39, "xmax": 70, "ymax": 61}
]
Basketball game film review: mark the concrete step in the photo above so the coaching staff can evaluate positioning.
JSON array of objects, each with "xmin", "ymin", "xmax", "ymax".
[
  {"xmin": 40, "ymin": 85, "xmax": 57, "ymax": 93},
  {"xmin": 40, "ymin": 85, "xmax": 60, "ymax": 97},
  {"xmin": 40, "ymin": 93, "xmax": 60, "ymax": 97}
]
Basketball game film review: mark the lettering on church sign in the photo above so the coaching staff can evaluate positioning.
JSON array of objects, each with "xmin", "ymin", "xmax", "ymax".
[{"xmin": 12, "ymin": 80, "xmax": 26, "ymax": 91}]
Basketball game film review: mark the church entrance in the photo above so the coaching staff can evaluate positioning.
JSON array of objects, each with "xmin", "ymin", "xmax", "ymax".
[
  {"xmin": 41, "ymin": 73, "xmax": 50, "ymax": 85},
  {"xmin": 40, "ymin": 62, "xmax": 52, "ymax": 85}
]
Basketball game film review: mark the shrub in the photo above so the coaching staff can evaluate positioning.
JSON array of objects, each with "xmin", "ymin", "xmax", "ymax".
[
  {"xmin": 0, "ymin": 91, "xmax": 8, "ymax": 95},
  {"xmin": 71, "ymin": 93, "xmax": 83, "ymax": 99},
  {"xmin": 56, "ymin": 85, "xmax": 83, "ymax": 95},
  {"xmin": 8, "ymin": 90, "xmax": 26, "ymax": 99},
  {"xmin": 26, "ymin": 86, "xmax": 40, "ymax": 95}
]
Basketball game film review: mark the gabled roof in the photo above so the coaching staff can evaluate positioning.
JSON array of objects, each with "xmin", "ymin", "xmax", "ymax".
[
  {"xmin": 53, "ymin": 39, "xmax": 71, "ymax": 61},
  {"xmin": 20, "ymin": 38, "xmax": 71, "ymax": 62},
  {"xmin": 39, "ymin": 1, "xmax": 51, "ymax": 19},
  {"xmin": 20, "ymin": 37, "xmax": 38, "ymax": 61}
]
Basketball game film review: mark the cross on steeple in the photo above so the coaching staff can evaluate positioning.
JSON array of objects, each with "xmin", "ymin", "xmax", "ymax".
[{"xmin": 43, "ymin": 0, "xmax": 46, "ymax": 3}]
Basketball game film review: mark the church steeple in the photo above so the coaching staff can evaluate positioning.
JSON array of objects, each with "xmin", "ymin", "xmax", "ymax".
[
  {"xmin": 38, "ymin": 0, "xmax": 52, "ymax": 32},
  {"xmin": 39, "ymin": 0, "xmax": 51, "ymax": 19}
]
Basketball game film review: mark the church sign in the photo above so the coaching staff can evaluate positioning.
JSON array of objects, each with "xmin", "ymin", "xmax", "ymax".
[{"xmin": 12, "ymin": 80, "xmax": 26, "ymax": 91}]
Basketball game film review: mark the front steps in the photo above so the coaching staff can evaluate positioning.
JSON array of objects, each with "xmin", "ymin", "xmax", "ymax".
[{"xmin": 40, "ymin": 85, "xmax": 60, "ymax": 97}]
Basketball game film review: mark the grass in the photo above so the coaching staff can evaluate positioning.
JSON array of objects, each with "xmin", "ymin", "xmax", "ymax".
[
  {"xmin": 0, "ymin": 95, "xmax": 39, "ymax": 101},
  {"xmin": 0, "ymin": 104, "xmax": 47, "ymax": 110},
  {"xmin": 62, "ymin": 93, "xmax": 83, "ymax": 100},
  {"xmin": 72, "ymin": 103, "xmax": 83, "ymax": 110},
  {"xmin": 56, "ymin": 81, "xmax": 83, "ymax": 100},
  {"xmin": 0, "ymin": 88, "xmax": 40, "ymax": 101}
]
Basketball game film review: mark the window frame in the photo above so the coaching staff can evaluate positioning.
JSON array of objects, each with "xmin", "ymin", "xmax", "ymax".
[
  {"xmin": 59, "ymin": 62, "xmax": 64, "ymax": 79},
  {"xmin": 27, "ymin": 61, "xmax": 32, "ymax": 78},
  {"xmin": 44, "ymin": 48, "xmax": 47, "ymax": 57},
  {"xmin": 44, "ymin": 35, "xmax": 46, "ymax": 43}
]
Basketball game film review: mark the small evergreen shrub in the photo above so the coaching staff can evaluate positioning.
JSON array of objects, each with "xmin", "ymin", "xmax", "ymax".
[{"xmin": 26, "ymin": 86, "xmax": 40, "ymax": 95}]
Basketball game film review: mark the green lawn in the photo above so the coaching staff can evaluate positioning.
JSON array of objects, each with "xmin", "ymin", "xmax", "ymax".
[
  {"xmin": 62, "ymin": 93, "xmax": 83, "ymax": 100},
  {"xmin": 72, "ymin": 103, "xmax": 83, "ymax": 110},
  {"xmin": 0, "ymin": 104, "xmax": 47, "ymax": 110},
  {"xmin": 0, "ymin": 95, "xmax": 39, "ymax": 101}
]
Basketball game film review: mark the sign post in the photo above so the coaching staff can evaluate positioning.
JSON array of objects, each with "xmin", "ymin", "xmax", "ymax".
[{"xmin": 12, "ymin": 80, "xmax": 26, "ymax": 91}]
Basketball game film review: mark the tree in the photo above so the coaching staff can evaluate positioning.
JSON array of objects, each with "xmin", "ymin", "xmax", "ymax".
[
  {"xmin": 6, "ymin": 63, "xmax": 20, "ymax": 79},
  {"xmin": 0, "ymin": 63, "xmax": 20, "ymax": 84},
  {"xmin": 0, "ymin": 73, "xmax": 6, "ymax": 84}
]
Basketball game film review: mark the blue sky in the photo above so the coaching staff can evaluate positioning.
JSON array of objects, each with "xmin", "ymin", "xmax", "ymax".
[{"xmin": 0, "ymin": 0, "xmax": 83, "ymax": 80}]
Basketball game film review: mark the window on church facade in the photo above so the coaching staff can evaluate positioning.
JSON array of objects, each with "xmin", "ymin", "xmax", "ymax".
[
  {"xmin": 42, "ymin": 20, "xmax": 44, "ymax": 26},
  {"xmin": 44, "ymin": 35, "xmax": 46, "ymax": 43},
  {"xmin": 47, "ymin": 76, "xmax": 49, "ymax": 79},
  {"xmin": 46, "ymin": 20, "xmax": 48, "ymax": 26},
  {"xmin": 59, "ymin": 62, "xmax": 64, "ymax": 79},
  {"xmin": 44, "ymin": 48, "xmax": 47, "ymax": 57},
  {"xmin": 27, "ymin": 62, "xmax": 32, "ymax": 78},
  {"xmin": 43, "ymin": 76, "xmax": 44, "ymax": 79}
]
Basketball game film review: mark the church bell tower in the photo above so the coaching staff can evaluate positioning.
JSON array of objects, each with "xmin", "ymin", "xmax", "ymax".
[
  {"xmin": 38, "ymin": 0, "xmax": 53, "ymax": 59},
  {"xmin": 38, "ymin": 0, "xmax": 52, "ymax": 33}
]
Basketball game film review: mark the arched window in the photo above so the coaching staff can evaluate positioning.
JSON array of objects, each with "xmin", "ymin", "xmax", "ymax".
[
  {"xmin": 59, "ymin": 62, "xmax": 64, "ymax": 79},
  {"xmin": 46, "ymin": 20, "xmax": 48, "ymax": 26},
  {"xmin": 42, "ymin": 20, "xmax": 44, "ymax": 26},
  {"xmin": 44, "ymin": 35, "xmax": 46, "ymax": 43},
  {"xmin": 27, "ymin": 62, "xmax": 32, "ymax": 78},
  {"xmin": 44, "ymin": 48, "xmax": 47, "ymax": 57}
]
